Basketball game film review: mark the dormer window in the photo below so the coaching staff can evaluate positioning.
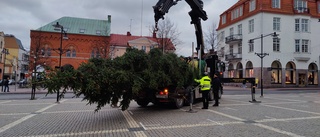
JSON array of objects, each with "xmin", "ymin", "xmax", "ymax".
[
  {"xmin": 79, "ymin": 29, "xmax": 85, "ymax": 33},
  {"xmin": 96, "ymin": 30, "xmax": 101, "ymax": 35},
  {"xmin": 272, "ymin": 0, "xmax": 281, "ymax": 9},
  {"xmin": 222, "ymin": 14, "xmax": 226, "ymax": 24},
  {"xmin": 249, "ymin": 0, "xmax": 256, "ymax": 12},
  {"xmin": 63, "ymin": 28, "xmax": 69, "ymax": 32}
]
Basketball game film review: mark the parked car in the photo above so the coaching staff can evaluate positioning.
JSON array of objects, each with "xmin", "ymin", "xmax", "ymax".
[
  {"xmin": 19, "ymin": 79, "xmax": 28, "ymax": 88},
  {"xmin": 8, "ymin": 79, "xmax": 15, "ymax": 85}
]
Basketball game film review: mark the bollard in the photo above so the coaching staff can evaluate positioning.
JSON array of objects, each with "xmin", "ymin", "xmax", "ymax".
[
  {"xmin": 249, "ymin": 85, "xmax": 261, "ymax": 103},
  {"xmin": 186, "ymin": 87, "xmax": 197, "ymax": 113}
]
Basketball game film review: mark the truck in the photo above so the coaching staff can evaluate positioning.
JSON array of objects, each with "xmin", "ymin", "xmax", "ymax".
[{"xmin": 132, "ymin": 0, "xmax": 223, "ymax": 108}]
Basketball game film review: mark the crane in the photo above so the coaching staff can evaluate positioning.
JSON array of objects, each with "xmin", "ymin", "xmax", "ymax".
[{"xmin": 153, "ymin": 0, "xmax": 208, "ymax": 56}]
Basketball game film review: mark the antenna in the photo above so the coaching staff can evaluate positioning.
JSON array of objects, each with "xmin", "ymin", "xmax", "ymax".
[
  {"xmin": 130, "ymin": 19, "xmax": 133, "ymax": 33},
  {"xmin": 140, "ymin": 0, "xmax": 143, "ymax": 36}
]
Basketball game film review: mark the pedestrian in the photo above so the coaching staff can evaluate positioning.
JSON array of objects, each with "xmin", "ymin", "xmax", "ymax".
[
  {"xmin": 4, "ymin": 77, "xmax": 9, "ymax": 92},
  {"xmin": 212, "ymin": 73, "xmax": 222, "ymax": 106},
  {"xmin": 242, "ymin": 79, "xmax": 247, "ymax": 88},
  {"xmin": 255, "ymin": 78, "xmax": 259, "ymax": 88},
  {"xmin": 194, "ymin": 72, "xmax": 211, "ymax": 109}
]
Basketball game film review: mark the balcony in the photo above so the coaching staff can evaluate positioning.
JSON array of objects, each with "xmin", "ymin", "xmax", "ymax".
[
  {"xmin": 225, "ymin": 53, "xmax": 242, "ymax": 61},
  {"xmin": 294, "ymin": 7, "xmax": 309, "ymax": 14},
  {"xmin": 225, "ymin": 34, "xmax": 242, "ymax": 44},
  {"xmin": 293, "ymin": 52, "xmax": 310, "ymax": 62}
]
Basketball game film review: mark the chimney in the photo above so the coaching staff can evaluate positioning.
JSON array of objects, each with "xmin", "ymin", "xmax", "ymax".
[
  {"xmin": 152, "ymin": 30, "xmax": 157, "ymax": 38},
  {"xmin": 127, "ymin": 31, "xmax": 131, "ymax": 36},
  {"xmin": 107, "ymin": 15, "xmax": 111, "ymax": 23}
]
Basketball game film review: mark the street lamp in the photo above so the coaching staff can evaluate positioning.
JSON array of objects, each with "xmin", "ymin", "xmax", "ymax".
[
  {"xmin": 1, "ymin": 48, "xmax": 9, "ymax": 92},
  {"xmin": 52, "ymin": 22, "xmax": 68, "ymax": 103},
  {"xmin": 248, "ymin": 32, "xmax": 278, "ymax": 97}
]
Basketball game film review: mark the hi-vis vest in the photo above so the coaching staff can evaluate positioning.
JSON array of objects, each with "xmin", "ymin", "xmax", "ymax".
[{"xmin": 194, "ymin": 76, "xmax": 211, "ymax": 91}]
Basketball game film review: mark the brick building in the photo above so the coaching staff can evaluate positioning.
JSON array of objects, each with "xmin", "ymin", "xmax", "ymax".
[
  {"xmin": 29, "ymin": 15, "xmax": 112, "ymax": 73},
  {"xmin": 29, "ymin": 15, "xmax": 175, "ymax": 77}
]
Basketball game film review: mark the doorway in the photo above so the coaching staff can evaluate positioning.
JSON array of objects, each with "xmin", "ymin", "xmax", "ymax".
[{"xmin": 298, "ymin": 74, "xmax": 306, "ymax": 86}]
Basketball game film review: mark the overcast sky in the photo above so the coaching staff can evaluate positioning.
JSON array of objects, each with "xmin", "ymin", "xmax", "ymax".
[{"xmin": 0, "ymin": 0, "xmax": 237, "ymax": 57}]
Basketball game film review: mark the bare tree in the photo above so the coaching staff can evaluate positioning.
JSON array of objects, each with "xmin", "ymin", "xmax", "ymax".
[
  {"xmin": 90, "ymin": 38, "xmax": 110, "ymax": 58},
  {"xmin": 151, "ymin": 18, "xmax": 182, "ymax": 53},
  {"xmin": 204, "ymin": 23, "xmax": 219, "ymax": 53},
  {"xmin": 29, "ymin": 30, "xmax": 52, "ymax": 100}
]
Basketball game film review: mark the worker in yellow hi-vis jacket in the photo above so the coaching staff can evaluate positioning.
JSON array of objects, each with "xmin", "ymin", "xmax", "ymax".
[{"xmin": 194, "ymin": 72, "xmax": 211, "ymax": 109}]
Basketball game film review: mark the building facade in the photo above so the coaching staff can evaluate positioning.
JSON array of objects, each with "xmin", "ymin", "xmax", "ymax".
[
  {"xmin": 3, "ymin": 34, "xmax": 24, "ymax": 80},
  {"xmin": 29, "ymin": 15, "xmax": 175, "ymax": 79},
  {"xmin": 29, "ymin": 15, "xmax": 112, "ymax": 73},
  {"xmin": 217, "ymin": 0, "xmax": 320, "ymax": 87},
  {"xmin": 0, "ymin": 32, "xmax": 5, "ymax": 80},
  {"xmin": 110, "ymin": 32, "xmax": 175, "ymax": 59}
]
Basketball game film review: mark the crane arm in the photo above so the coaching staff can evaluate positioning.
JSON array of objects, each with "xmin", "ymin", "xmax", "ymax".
[{"xmin": 153, "ymin": 0, "xmax": 207, "ymax": 56}]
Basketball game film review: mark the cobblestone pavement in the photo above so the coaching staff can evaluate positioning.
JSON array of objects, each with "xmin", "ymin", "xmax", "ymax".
[{"xmin": 0, "ymin": 90, "xmax": 320, "ymax": 137}]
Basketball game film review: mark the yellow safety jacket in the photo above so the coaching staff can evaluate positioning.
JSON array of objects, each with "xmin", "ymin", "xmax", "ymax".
[{"xmin": 194, "ymin": 76, "xmax": 211, "ymax": 91}]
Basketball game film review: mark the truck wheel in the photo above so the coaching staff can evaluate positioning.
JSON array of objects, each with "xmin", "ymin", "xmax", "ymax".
[
  {"xmin": 174, "ymin": 98, "xmax": 184, "ymax": 108},
  {"xmin": 136, "ymin": 99, "xmax": 149, "ymax": 107}
]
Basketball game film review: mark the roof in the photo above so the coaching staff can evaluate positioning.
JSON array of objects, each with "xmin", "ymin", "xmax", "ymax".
[
  {"xmin": 4, "ymin": 34, "xmax": 25, "ymax": 51},
  {"xmin": 36, "ymin": 16, "xmax": 111, "ymax": 36},
  {"xmin": 110, "ymin": 34, "xmax": 175, "ymax": 50}
]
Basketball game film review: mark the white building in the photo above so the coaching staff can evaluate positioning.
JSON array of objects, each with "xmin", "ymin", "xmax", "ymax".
[{"xmin": 216, "ymin": 0, "xmax": 320, "ymax": 88}]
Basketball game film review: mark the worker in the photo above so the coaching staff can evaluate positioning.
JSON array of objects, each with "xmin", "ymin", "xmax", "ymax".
[
  {"xmin": 212, "ymin": 73, "xmax": 222, "ymax": 106},
  {"xmin": 255, "ymin": 78, "xmax": 259, "ymax": 88},
  {"xmin": 194, "ymin": 72, "xmax": 211, "ymax": 109}
]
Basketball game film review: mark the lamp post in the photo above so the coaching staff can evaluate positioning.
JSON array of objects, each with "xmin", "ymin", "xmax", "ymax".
[
  {"xmin": 248, "ymin": 32, "xmax": 278, "ymax": 97},
  {"xmin": 52, "ymin": 22, "xmax": 68, "ymax": 103},
  {"xmin": 31, "ymin": 54, "xmax": 37, "ymax": 100},
  {"xmin": 1, "ymin": 48, "xmax": 9, "ymax": 92}
]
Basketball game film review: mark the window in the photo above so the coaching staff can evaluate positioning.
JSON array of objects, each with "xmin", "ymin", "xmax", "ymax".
[
  {"xmin": 91, "ymin": 48, "xmax": 100, "ymax": 58},
  {"xmin": 230, "ymin": 45, "xmax": 233, "ymax": 54},
  {"xmin": 238, "ymin": 24, "xmax": 242, "ymax": 35},
  {"xmin": 231, "ymin": 6, "xmax": 243, "ymax": 20},
  {"xmin": 295, "ymin": 19, "xmax": 300, "ymax": 31},
  {"xmin": 79, "ymin": 29, "xmax": 85, "ymax": 33},
  {"xmin": 273, "ymin": 38, "xmax": 280, "ymax": 51},
  {"xmin": 301, "ymin": 19, "xmax": 309, "ymax": 32},
  {"xmin": 249, "ymin": 19, "xmax": 254, "ymax": 33},
  {"xmin": 63, "ymin": 28, "xmax": 69, "ymax": 32},
  {"xmin": 301, "ymin": 39, "xmax": 309, "ymax": 52},
  {"xmin": 249, "ymin": 0, "xmax": 256, "ymax": 12},
  {"xmin": 0, "ymin": 41, "xmax": 2, "ymax": 48},
  {"xmin": 249, "ymin": 42, "xmax": 254, "ymax": 52},
  {"xmin": 238, "ymin": 43, "xmax": 242, "ymax": 54},
  {"xmin": 96, "ymin": 30, "xmax": 101, "ymax": 35},
  {"xmin": 222, "ymin": 14, "xmax": 226, "ymax": 24},
  {"xmin": 72, "ymin": 49, "xmax": 76, "ymax": 57},
  {"xmin": 295, "ymin": 18, "xmax": 309, "ymax": 32},
  {"xmin": 221, "ymin": 31, "xmax": 225, "ymax": 42},
  {"xmin": 294, "ymin": 0, "xmax": 307, "ymax": 12},
  {"xmin": 46, "ymin": 48, "xmax": 51, "ymax": 56},
  {"xmin": 273, "ymin": 17, "xmax": 280, "ymax": 31},
  {"xmin": 272, "ymin": 0, "xmax": 281, "ymax": 8},
  {"xmin": 230, "ymin": 27, "xmax": 234, "ymax": 36},
  {"xmin": 295, "ymin": 39, "xmax": 300, "ymax": 52},
  {"xmin": 66, "ymin": 50, "xmax": 71, "ymax": 57},
  {"xmin": 91, "ymin": 50, "xmax": 95, "ymax": 58},
  {"xmin": 142, "ymin": 46, "xmax": 146, "ymax": 52}
]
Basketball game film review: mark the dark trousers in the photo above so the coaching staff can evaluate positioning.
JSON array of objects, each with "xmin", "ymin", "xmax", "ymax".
[
  {"xmin": 213, "ymin": 90, "xmax": 219, "ymax": 105},
  {"xmin": 201, "ymin": 90, "xmax": 210, "ymax": 108},
  {"xmin": 4, "ymin": 85, "xmax": 9, "ymax": 92}
]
